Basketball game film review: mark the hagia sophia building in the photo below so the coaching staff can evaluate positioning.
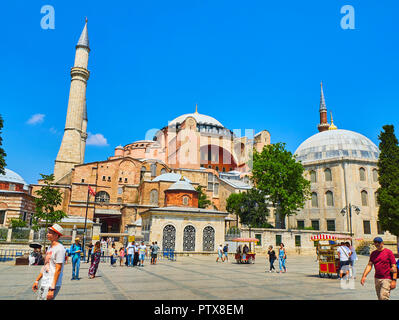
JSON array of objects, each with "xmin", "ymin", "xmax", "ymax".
[{"xmin": 1, "ymin": 20, "xmax": 395, "ymax": 251}]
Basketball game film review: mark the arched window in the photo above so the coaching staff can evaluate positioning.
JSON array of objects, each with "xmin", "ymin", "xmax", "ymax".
[
  {"xmin": 324, "ymin": 168, "xmax": 332, "ymax": 182},
  {"xmin": 183, "ymin": 225, "xmax": 196, "ymax": 251},
  {"xmin": 375, "ymin": 191, "xmax": 379, "ymax": 207},
  {"xmin": 162, "ymin": 225, "xmax": 176, "ymax": 251},
  {"xmin": 359, "ymin": 167, "xmax": 366, "ymax": 181},
  {"xmin": 310, "ymin": 171, "xmax": 317, "ymax": 183},
  {"xmin": 95, "ymin": 191, "xmax": 110, "ymax": 203},
  {"xmin": 373, "ymin": 169, "xmax": 378, "ymax": 182},
  {"xmin": 361, "ymin": 190, "xmax": 368, "ymax": 206},
  {"xmin": 182, "ymin": 195, "xmax": 189, "ymax": 206},
  {"xmin": 311, "ymin": 192, "xmax": 318, "ymax": 208},
  {"xmin": 160, "ymin": 168, "xmax": 167, "ymax": 174},
  {"xmin": 326, "ymin": 191, "xmax": 334, "ymax": 207},
  {"xmin": 150, "ymin": 189, "xmax": 159, "ymax": 205},
  {"xmin": 150, "ymin": 163, "xmax": 157, "ymax": 177},
  {"xmin": 203, "ymin": 226, "xmax": 215, "ymax": 251},
  {"xmin": 140, "ymin": 166, "xmax": 146, "ymax": 180}
]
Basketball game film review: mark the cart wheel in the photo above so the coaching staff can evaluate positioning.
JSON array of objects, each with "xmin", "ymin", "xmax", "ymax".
[
  {"xmin": 248, "ymin": 257, "xmax": 253, "ymax": 264},
  {"xmin": 319, "ymin": 272, "xmax": 324, "ymax": 278},
  {"xmin": 327, "ymin": 273, "xmax": 332, "ymax": 278}
]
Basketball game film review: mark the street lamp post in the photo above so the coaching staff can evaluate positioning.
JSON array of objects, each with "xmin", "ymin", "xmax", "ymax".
[{"xmin": 340, "ymin": 203, "xmax": 361, "ymax": 236}]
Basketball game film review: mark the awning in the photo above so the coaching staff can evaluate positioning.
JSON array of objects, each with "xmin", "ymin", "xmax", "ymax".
[
  {"xmin": 310, "ymin": 234, "xmax": 352, "ymax": 241},
  {"xmin": 95, "ymin": 209, "xmax": 121, "ymax": 215},
  {"xmin": 231, "ymin": 238, "xmax": 259, "ymax": 243}
]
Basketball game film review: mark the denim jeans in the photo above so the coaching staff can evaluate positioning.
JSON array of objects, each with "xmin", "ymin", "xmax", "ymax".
[
  {"xmin": 128, "ymin": 254, "xmax": 133, "ymax": 266},
  {"xmin": 72, "ymin": 256, "xmax": 80, "ymax": 279}
]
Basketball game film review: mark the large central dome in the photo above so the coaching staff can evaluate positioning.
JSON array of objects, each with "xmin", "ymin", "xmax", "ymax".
[
  {"xmin": 168, "ymin": 112, "xmax": 224, "ymax": 128},
  {"xmin": 294, "ymin": 129, "xmax": 380, "ymax": 164}
]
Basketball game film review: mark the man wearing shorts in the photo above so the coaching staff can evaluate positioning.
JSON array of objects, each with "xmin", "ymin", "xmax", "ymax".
[
  {"xmin": 138, "ymin": 241, "xmax": 147, "ymax": 267},
  {"xmin": 223, "ymin": 244, "xmax": 229, "ymax": 262},
  {"xmin": 361, "ymin": 237, "xmax": 397, "ymax": 300},
  {"xmin": 216, "ymin": 244, "xmax": 224, "ymax": 262},
  {"xmin": 337, "ymin": 242, "xmax": 351, "ymax": 279},
  {"xmin": 32, "ymin": 224, "xmax": 66, "ymax": 300}
]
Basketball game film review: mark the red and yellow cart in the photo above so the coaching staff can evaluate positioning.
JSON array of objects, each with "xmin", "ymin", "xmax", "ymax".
[
  {"xmin": 232, "ymin": 238, "xmax": 259, "ymax": 264},
  {"xmin": 311, "ymin": 234, "xmax": 352, "ymax": 278}
]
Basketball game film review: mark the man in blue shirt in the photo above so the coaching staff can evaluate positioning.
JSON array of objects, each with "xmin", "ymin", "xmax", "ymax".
[{"xmin": 70, "ymin": 237, "xmax": 82, "ymax": 280}]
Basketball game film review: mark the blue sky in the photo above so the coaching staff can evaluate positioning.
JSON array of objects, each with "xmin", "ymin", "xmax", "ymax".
[{"xmin": 1, "ymin": 0, "xmax": 398, "ymax": 184}]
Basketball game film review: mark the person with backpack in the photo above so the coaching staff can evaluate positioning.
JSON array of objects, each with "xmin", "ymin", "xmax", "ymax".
[
  {"xmin": 267, "ymin": 245, "xmax": 276, "ymax": 272},
  {"xmin": 337, "ymin": 242, "xmax": 352, "ymax": 280},
  {"xmin": 70, "ymin": 237, "xmax": 82, "ymax": 280},
  {"xmin": 223, "ymin": 244, "xmax": 229, "ymax": 262}
]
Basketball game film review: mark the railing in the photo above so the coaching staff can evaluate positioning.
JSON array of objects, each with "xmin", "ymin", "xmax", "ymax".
[
  {"xmin": 11, "ymin": 228, "xmax": 30, "ymax": 242},
  {"xmin": 0, "ymin": 249, "xmax": 31, "ymax": 262},
  {"xmin": 0, "ymin": 228, "xmax": 7, "ymax": 242},
  {"xmin": 225, "ymin": 231, "xmax": 241, "ymax": 241}
]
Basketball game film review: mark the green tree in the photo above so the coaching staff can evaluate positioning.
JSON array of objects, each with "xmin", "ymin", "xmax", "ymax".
[
  {"xmin": 10, "ymin": 218, "xmax": 27, "ymax": 229},
  {"xmin": 226, "ymin": 192, "xmax": 245, "ymax": 224},
  {"xmin": 0, "ymin": 114, "xmax": 6, "ymax": 175},
  {"xmin": 195, "ymin": 185, "xmax": 211, "ymax": 209},
  {"xmin": 377, "ymin": 125, "xmax": 399, "ymax": 252},
  {"xmin": 237, "ymin": 188, "xmax": 270, "ymax": 229},
  {"xmin": 32, "ymin": 174, "xmax": 67, "ymax": 247},
  {"xmin": 251, "ymin": 143, "xmax": 311, "ymax": 228}
]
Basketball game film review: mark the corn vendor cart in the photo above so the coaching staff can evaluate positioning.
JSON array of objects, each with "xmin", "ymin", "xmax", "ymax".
[
  {"xmin": 311, "ymin": 234, "xmax": 352, "ymax": 278},
  {"xmin": 232, "ymin": 238, "xmax": 259, "ymax": 264}
]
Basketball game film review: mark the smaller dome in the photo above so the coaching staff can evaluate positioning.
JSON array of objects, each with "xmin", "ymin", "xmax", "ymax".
[
  {"xmin": 115, "ymin": 145, "xmax": 124, "ymax": 149},
  {"xmin": 153, "ymin": 173, "xmax": 192, "ymax": 183},
  {"xmin": 167, "ymin": 179, "xmax": 196, "ymax": 192},
  {"xmin": 0, "ymin": 169, "xmax": 28, "ymax": 188}
]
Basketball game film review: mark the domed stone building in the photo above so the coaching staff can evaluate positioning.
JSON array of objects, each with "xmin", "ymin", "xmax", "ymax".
[
  {"xmin": 0, "ymin": 169, "xmax": 35, "ymax": 227},
  {"xmin": 289, "ymin": 83, "xmax": 396, "ymax": 243}
]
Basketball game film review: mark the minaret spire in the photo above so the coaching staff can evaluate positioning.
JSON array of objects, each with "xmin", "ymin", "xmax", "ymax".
[
  {"xmin": 195, "ymin": 103, "xmax": 198, "ymax": 114},
  {"xmin": 317, "ymin": 81, "xmax": 330, "ymax": 132},
  {"xmin": 54, "ymin": 19, "xmax": 91, "ymax": 182}
]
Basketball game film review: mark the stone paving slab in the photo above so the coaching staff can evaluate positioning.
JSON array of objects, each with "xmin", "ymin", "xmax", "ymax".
[{"xmin": 0, "ymin": 255, "xmax": 396, "ymax": 300}]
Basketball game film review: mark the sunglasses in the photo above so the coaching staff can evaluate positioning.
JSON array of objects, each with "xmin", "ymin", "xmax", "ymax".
[{"xmin": 374, "ymin": 241, "xmax": 382, "ymax": 244}]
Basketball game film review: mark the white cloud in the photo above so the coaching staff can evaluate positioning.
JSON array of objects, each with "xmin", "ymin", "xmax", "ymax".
[
  {"xmin": 27, "ymin": 113, "xmax": 45, "ymax": 125},
  {"xmin": 49, "ymin": 127, "xmax": 58, "ymax": 134},
  {"xmin": 86, "ymin": 132, "xmax": 109, "ymax": 147}
]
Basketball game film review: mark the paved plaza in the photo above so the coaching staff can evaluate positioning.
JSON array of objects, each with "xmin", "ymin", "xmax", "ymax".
[{"xmin": 0, "ymin": 254, "xmax": 395, "ymax": 300}]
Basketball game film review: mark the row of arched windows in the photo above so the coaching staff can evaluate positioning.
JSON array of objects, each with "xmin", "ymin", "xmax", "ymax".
[
  {"xmin": 310, "ymin": 167, "xmax": 378, "ymax": 183},
  {"xmin": 310, "ymin": 190, "xmax": 379, "ymax": 207},
  {"xmin": 162, "ymin": 224, "xmax": 215, "ymax": 251}
]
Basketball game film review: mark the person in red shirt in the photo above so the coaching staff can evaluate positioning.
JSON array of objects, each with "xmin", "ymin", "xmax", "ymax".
[{"xmin": 360, "ymin": 237, "xmax": 397, "ymax": 300}]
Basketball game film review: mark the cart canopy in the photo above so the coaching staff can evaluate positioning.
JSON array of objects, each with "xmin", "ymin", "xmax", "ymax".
[
  {"xmin": 310, "ymin": 234, "xmax": 352, "ymax": 241},
  {"xmin": 232, "ymin": 238, "xmax": 259, "ymax": 243}
]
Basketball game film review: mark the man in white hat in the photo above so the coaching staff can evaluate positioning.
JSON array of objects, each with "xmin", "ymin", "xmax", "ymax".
[{"xmin": 32, "ymin": 224, "xmax": 66, "ymax": 300}]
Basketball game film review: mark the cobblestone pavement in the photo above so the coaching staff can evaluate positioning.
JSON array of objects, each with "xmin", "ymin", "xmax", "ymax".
[{"xmin": 0, "ymin": 254, "xmax": 395, "ymax": 300}]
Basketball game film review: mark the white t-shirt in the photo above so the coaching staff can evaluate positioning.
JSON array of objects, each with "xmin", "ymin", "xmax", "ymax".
[
  {"xmin": 40, "ymin": 243, "xmax": 66, "ymax": 288},
  {"xmin": 139, "ymin": 245, "xmax": 146, "ymax": 254},
  {"xmin": 127, "ymin": 244, "xmax": 135, "ymax": 255},
  {"xmin": 218, "ymin": 246, "xmax": 223, "ymax": 254},
  {"xmin": 337, "ymin": 245, "xmax": 351, "ymax": 262}
]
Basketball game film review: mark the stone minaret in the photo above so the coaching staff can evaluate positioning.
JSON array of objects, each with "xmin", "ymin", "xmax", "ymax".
[
  {"xmin": 54, "ymin": 19, "xmax": 90, "ymax": 182},
  {"xmin": 317, "ymin": 81, "xmax": 330, "ymax": 132}
]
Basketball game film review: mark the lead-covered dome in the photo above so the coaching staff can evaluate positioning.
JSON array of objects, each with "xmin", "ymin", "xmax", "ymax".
[
  {"xmin": 168, "ymin": 112, "xmax": 224, "ymax": 128},
  {"xmin": 294, "ymin": 129, "xmax": 379, "ymax": 164},
  {"xmin": 0, "ymin": 168, "xmax": 28, "ymax": 189}
]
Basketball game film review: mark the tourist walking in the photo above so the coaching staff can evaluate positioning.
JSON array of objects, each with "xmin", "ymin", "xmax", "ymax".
[
  {"xmin": 360, "ymin": 237, "xmax": 397, "ymax": 300},
  {"xmin": 138, "ymin": 241, "xmax": 147, "ymax": 267},
  {"xmin": 223, "ymin": 244, "xmax": 229, "ymax": 262},
  {"xmin": 70, "ymin": 237, "xmax": 82, "ymax": 280},
  {"xmin": 267, "ymin": 245, "xmax": 276, "ymax": 272},
  {"xmin": 337, "ymin": 242, "xmax": 351, "ymax": 280},
  {"xmin": 109, "ymin": 243, "xmax": 116, "ymax": 267},
  {"xmin": 216, "ymin": 244, "xmax": 224, "ymax": 262},
  {"xmin": 88, "ymin": 241, "xmax": 101, "ymax": 279},
  {"xmin": 119, "ymin": 247, "xmax": 125, "ymax": 266},
  {"xmin": 346, "ymin": 241, "xmax": 357, "ymax": 279},
  {"xmin": 277, "ymin": 243, "xmax": 286, "ymax": 273},
  {"xmin": 86, "ymin": 243, "xmax": 93, "ymax": 263},
  {"xmin": 151, "ymin": 241, "xmax": 160, "ymax": 264},
  {"xmin": 32, "ymin": 224, "xmax": 66, "ymax": 300},
  {"xmin": 127, "ymin": 241, "xmax": 135, "ymax": 267},
  {"xmin": 133, "ymin": 242, "xmax": 139, "ymax": 266}
]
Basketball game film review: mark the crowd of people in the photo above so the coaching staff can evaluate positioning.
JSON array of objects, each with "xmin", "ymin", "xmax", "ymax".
[{"xmin": 30, "ymin": 223, "xmax": 399, "ymax": 300}]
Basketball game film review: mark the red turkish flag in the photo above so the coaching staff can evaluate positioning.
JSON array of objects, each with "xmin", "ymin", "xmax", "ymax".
[{"xmin": 88, "ymin": 186, "xmax": 96, "ymax": 196}]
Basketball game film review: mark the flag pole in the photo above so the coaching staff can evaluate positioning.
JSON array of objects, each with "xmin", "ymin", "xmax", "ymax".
[{"xmin": 83, "ymin": 187, "xmax": 90, "ymax": 261}]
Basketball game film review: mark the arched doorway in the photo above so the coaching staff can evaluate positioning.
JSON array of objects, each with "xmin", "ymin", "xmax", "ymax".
[
  {"xmin": 162, "ymin": 225, "xmax": 176, "ymax": 251},
  {"xmin": 203, "ymin": 226, "xmax": 215, "ymax": 251},
  {"xmin": 183, "ymin": 225, "xmax": 196, "ymax": 251}
]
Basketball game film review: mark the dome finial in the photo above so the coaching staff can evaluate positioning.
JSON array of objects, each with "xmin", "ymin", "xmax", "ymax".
[
  {"xmin": 195, "ymin": 103, "xmax": 198, "ymax": 114},
  {"xmin": 328, "ymin": 111, "xmax": 337, "ymax": 130}
]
